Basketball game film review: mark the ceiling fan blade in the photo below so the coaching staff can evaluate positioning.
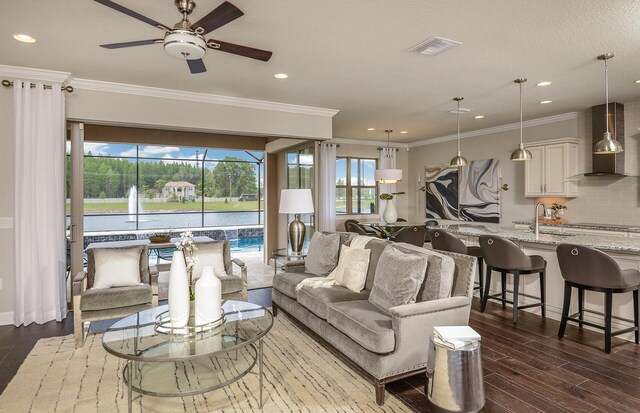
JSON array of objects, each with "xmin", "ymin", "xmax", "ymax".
[
  {"xmin": 94, "ymin": 0, "xmax": 170, "ymax": 31},
  {"xmin": 100, "ymin": 39, "xmax": 162, "ymax": 49},
  {"xmin": 192, "ymin": 1, "xmax": 244, "ymax": 35},
  {"xmin": 187, "ymin": 59, "xmax": 207, "ymax": 74},
  {"xmin": 207, "ymin": 40, "xmax": 273, "ymax": 62}
]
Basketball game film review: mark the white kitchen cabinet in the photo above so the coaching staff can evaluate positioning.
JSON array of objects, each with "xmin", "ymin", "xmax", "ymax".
[{"xmin": 524, "ymin": 138, "xmax": 579, "ymax": 197}]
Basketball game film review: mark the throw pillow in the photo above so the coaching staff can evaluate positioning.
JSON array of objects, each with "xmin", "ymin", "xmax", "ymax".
[
  {"xmin": 369, "ymin": 246, "xmax": 428, "ymax": 313},
  {"xmin": 93, "ymin": 247, "xmax": 142, "ymax": 289},
  {"xmin": 304, "ymin": 232, "xmax": 341, "ymax": 276},
  {"xmin": 392, "ymin": 243, "xmax": 456, "ymax": 301},
  {"xmin": 193, "ymin": 242, "xmax": 227, "ymax": 278},
  {"xmin": 334, "ymin": 244, "xmax": 371, "ymax": 292}
]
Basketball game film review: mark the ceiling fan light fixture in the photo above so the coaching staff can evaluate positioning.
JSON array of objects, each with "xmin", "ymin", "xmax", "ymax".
[{"xmin": 163, "ymin": 30, "xmax": 206, "ymax": 59}]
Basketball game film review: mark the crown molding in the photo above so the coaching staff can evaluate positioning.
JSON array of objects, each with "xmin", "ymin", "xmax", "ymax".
[
  {"xmin": 70, "ymin": 78, "xmax": 340, "ymax": 117},
  {"xmin": 408, "ymin": 112, "xmax": 579, "ymax": 148},
  {"xmin": 330, "ymin": 137, "xmax": 410, "ymax": 149},
  {"xmin": 0, "ymin": 65, "xmax": 72, "ymax": 84}
]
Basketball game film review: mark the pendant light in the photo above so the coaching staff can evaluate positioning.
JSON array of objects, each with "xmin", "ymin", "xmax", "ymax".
[
  {"xmin": 450, "ymin": 97, "xmax": 468, "ymax": 167},
  {"xmin": 593, "ymin": 53, "xmax": 623, "ymax": 154},
  {"xmin": 510, "ymin": 78, "xmax": 533, "ymax": 161},
  {"xmin": 374, "ymin": 129, "xmax": 402, "ymax": 183}
]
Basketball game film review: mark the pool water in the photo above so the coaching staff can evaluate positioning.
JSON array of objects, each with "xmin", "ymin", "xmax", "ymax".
[{"xmin": 149, "ymin": 236, "xmax": 263, "ymax": 261}]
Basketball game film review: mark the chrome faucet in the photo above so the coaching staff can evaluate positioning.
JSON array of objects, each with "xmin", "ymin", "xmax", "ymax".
[{"xmin": 534, "ymin": 202, "xmax": 548, "ymax": 238}]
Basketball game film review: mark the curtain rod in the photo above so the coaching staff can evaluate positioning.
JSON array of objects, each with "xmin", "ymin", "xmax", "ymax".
[{"xmin": 2, "ymin": 79, "xmax": 74, "ymax": 93}]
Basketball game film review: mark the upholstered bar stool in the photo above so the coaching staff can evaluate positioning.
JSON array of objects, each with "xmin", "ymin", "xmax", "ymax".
[
  {"xmin": 429, "ymin": 229, "xmax": 484, "ymax": 299},
  {"xmin": 479, "ymin": 235, "xmax": 546, "ymax": 323},
  {"xmin": 557, "ymin": 244, "xmax": 639, "ymax": 353}
]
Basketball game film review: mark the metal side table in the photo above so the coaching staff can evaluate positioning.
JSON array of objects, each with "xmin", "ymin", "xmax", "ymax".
[{"xmin": 426, "ymin": 336, "xmax": 485, "ymax": 413}]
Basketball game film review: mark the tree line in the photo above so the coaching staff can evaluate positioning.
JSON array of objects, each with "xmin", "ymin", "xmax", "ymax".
[{"xmin": 66, "ymin": 154, "xmax": 259, "ymax": 199}]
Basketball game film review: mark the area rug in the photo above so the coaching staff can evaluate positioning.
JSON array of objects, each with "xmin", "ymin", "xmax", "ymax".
[{"xmin": 0, "ymin": 314, "xmax": 409, "ymax": 413}]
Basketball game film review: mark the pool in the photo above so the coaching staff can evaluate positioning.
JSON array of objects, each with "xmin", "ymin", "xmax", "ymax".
[{"xmin": 149, "ymin": 236, "xmax": 264, "ymax": 261}]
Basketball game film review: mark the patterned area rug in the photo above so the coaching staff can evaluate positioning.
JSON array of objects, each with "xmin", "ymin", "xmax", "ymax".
[{"xmin": 0, "ymin": 313, "xmax": 409, "ymax": 413}]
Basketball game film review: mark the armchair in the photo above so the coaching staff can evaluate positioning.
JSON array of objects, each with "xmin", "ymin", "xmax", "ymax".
[
  {"xmin": 73, "ymin": 245, "xmax": 157, "ymax": 347},
  {"xmin": 194, "ymin": 240, "xmax": 248, "ymax": 300}
]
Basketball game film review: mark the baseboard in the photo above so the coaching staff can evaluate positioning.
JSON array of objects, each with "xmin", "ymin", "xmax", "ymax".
[{"xmin": 0, "ymin": 311, "xmax": 13, "ymax": 326}]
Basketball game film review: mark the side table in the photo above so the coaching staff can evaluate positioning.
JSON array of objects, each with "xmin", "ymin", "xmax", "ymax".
[{"xmin": 271, "ymin": 248, "xmax": 307, "ymax": 276}]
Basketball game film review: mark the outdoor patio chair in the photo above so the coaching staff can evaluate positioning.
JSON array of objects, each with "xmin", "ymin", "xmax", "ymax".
[{"xmin": 73, "ymin": 245, "xmax": 158, "ymax": 347}]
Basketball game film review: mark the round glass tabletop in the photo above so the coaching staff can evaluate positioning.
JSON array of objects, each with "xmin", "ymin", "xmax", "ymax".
[
  {"xmin": 102, "ymin": 300, "xmax": 273, "ymax": 362},
  {"xmin": 271, "ymin": 248, "xmax": 307, "ymax": 258}
]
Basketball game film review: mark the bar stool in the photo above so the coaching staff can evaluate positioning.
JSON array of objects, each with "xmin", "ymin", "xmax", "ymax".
[
  {"xmin": 429, "ymin": 229, "xmax": 484, "ymax": 299},
  {"xmin": 479, "ymin": 235, "xmax": 546, "ymax": 323},
  {"xmin": 557, "ymin": 244, "xmax": 639, "ymax": 353}
]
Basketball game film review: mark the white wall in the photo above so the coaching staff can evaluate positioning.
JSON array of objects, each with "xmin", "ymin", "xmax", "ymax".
[
  {"xmin": 0, "ymin": 88, "xmax": 14, "ymax": 319},
  {"xmin": 407, "ymin": 118, "xmax": 579, "ymax": 225}
]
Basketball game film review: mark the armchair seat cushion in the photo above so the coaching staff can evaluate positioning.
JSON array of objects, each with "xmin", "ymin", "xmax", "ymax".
[
  {"xmin": 327, "ymin": 300, "xmax": 395, "ymax": 354},
  {"xmin": 273, "ymin": 272, "xmax": 315, "ymax": 298},
  {"xmin": 297, "ymin": 285, "xmax": 369, "ymax": 320},
  {"xmin": 80, "ymin": 285, "xmax": 152, "ymax": 312},
  {"xmin": 218, "ymin": 274, "xmax": 243, "ymax": 295}
]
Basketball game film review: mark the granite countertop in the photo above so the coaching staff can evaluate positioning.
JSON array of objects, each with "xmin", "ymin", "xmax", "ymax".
[
  {"xmin": 443, "ymin": 223, "xmax": 640, "ymax": 254},
  {"xmin": 513, "ymin": 221, "xmax": 640, "ymax": 233}
]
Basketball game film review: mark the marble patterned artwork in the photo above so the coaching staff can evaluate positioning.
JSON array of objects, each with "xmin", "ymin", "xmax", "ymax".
[
  {"xmin": 425, "ymin": 159, "xmax": 501, "ymax": 223},
  {"xmin": 458, "ymin": 159, "xmax": 500, "ymax": 223},
  {"xmin": 425, "ymin": 165, "xmax": 459, "ymax": 220}
]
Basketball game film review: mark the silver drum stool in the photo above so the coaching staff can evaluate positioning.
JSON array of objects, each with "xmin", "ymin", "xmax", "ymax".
[{"xmin": 427, "ymin": 336, "xmax": 485, "ymax": 412}]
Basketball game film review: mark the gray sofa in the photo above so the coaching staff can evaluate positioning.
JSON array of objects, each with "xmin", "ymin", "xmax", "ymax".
[{"xmin": 272, "ymin": 233, "xmax": 476, "ymax": 405}]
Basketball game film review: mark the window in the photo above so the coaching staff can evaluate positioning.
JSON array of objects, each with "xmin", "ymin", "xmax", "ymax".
[{"xmin": 336, "ymin": 157, "xmax": 377, "ymax": 215}]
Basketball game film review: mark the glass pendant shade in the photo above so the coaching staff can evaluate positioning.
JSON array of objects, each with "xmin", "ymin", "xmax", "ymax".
[
  {"xmin": 374, "ymin": 168, "xmax": 402, "ymax": 183},
  {"xmin": 593, "ymin": 54, "xmax": 623, "ymax": 154},
  {"xmin": 594, "ymin": 132, "xmax": 623, "ymax": 154},
  {"xmin": 510, "ymin": 143, "xmax": 533, "ymax": 161}
]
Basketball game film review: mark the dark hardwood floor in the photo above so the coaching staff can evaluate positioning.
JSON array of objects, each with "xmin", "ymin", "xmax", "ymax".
[{"xmin": 1, "ymin": 290, "xmax": 639, "ymax": 413}]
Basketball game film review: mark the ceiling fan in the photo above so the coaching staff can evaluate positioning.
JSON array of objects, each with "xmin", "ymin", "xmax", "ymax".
[{"xmin": 95, "ymin": 0, "xmax": 273, "ymax": 74}]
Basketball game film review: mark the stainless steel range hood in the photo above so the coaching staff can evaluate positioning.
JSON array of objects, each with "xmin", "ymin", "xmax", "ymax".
[{"xmin": 585, "ymin": 102, "xmax": 626, "ymax": 177}]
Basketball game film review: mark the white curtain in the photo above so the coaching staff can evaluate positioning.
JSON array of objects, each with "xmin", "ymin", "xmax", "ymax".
[
  {"xmin": 318, "ymin": 143, "xmax": 337, "ymax": 231},
  {"xmin": 378, "ymin": 148, "xmax": 397, "ymax": 217},
  {"xmin": 13, "ymin": 81, "xmax": 67, "ymax": 326}
]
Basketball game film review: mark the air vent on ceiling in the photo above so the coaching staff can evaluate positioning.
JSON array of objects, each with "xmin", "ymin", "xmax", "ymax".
[
  {"xmin": 449, "ymin": 107, "xmax": 473, "ymax": 114},
  {"xmin": 408, "ymin": 37, "xmax": 461, "ymax": 56}
]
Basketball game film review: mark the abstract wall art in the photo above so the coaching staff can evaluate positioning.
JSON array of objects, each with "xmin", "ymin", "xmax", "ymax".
[{"xmin": 425, "ymin": 159, "xmax": 501, "ymax": 223}]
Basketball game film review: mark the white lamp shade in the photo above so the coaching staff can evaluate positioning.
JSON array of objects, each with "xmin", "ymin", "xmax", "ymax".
[
  {"xmin": 374, "ymin": 168, "xmax": 403, "ymax": 183},
  {"xmin": 279, "ymin": 189, "xmax": 314, "ymax": 214}
]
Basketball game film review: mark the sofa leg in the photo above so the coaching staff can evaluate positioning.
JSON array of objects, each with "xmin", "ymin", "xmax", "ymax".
[{"xmin": 375, "ymin": 382, "xmax": 385, "ymax": 406}]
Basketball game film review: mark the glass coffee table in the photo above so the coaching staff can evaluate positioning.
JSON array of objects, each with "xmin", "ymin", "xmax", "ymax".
[{"xmin": 102, "ymin": 300, "xmax": 273, "ymax": 413}]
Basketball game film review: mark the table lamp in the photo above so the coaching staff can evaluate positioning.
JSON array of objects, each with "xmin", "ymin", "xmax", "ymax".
[{"xmin": 279, "ymin": 189, "xmax": 314, "ymax": 254}]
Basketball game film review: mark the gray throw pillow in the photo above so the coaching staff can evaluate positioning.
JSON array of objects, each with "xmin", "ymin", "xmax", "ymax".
[
  {"xmin": 369, "ymin": 246, "xmax": 428, "ymax": 313},
  {"xmin": 392, "ymin": 243, "xmax": 456, "ymax": 301},
  {"xmin": 304, "ymin": 232, "xmax": 341, "ymax": 276}
]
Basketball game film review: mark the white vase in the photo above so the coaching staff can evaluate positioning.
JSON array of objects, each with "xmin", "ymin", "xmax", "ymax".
[
  {"xmin": 168, "ymin": 250, "xmax": 190, "ymax": 328},
  {"xmin": 195, "ymin": 266, "xmax": 222, "ymax": 325},
  {"xmin": 383, "ymin": 200, "xmax": 398, "ymax": 224}
]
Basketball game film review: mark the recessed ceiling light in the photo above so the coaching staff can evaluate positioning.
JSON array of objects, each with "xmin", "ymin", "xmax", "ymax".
[
  {"xmin": 635, "ymin": 79, "xmax": 640, "ymax": 84},
  {"xmin": 400, "ymin": 131, "xmax": 408, "ymax": 134},
  {"xmin": 474, "ymin": 115, "xmax": 485, "ymax": 119},
  {"xmin": 13, "ymin": 34, "xmax": 36, "ymax": 43},
  {"xmin": 367, "ymin": 128, "xmax": 375, "ymax": 131},
  {"xmin": 540, "ymin": 100, "xmax": 553, "ymax": 104},
  {"xmin": 536, "ymin": 81, "xmax": 552, "ymax": 87},
  {"xmin": 274, "ymin": 73, "xmax": 288, "ymax": 79}
]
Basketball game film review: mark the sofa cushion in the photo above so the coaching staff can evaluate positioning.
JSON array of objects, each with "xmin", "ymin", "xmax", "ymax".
[
  {"xmin": 218, "ymin": 274, "xmax": 243, "ymax": 295},
  {"xmin": 327, "ymin": 300, "xmax": 395, "ymax": 354},
  {"xmin": 361, "ymin": 238, "xmax": 391, "ymax": 291},
  {"xmin": 81, "ymin": 285, "xmax": 151, "ymax": 311},
  {"xmin": 273, "ymin": 272, "xmax": 315, "ymax": 298},
  {"xmin": 394, "ymin": 243, "xmax": 456, "ymax": 301},
  {"xmin": 369, "ymin": 246, "xmax": 428, "ymax": 313},
  {"xmin": 305, "ymin": 232, "xmax": 341, "ymax": 276},
  {"xmin": 297, "ymin": 285, "xmax": 369, "ymax": 319}
]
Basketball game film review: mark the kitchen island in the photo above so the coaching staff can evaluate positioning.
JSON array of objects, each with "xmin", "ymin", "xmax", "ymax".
[{"xmin": 441, "ymin": 223, "xmax": 640, "ymax": 341}]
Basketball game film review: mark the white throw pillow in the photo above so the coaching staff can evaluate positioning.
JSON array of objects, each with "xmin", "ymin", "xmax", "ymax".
[
  {"xmin": 93, "ymin": 247, "xmax": 142, "ymax": 289},
  {"xmin": 193, "ymin": 242, "xmax": 227, "ymax": 279},
  {"xmin": 334, "ymin": 245, "xmax": 371, "ymax": 292}
]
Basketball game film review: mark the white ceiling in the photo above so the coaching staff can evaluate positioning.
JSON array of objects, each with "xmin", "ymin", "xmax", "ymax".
[{"xmin": 2, "ymin": 0, "xmax": 640, "ymax": 143}]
